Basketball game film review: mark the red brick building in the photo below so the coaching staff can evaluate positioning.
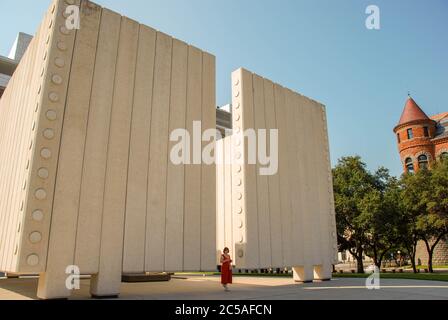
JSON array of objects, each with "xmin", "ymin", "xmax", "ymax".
[
  {"xmin": 394, "ymin": 97, "xmax": 448, "ymax": 173},
  {"xmin": 394, "ymin": 96, "xmax": 448, "ymax": 266}
]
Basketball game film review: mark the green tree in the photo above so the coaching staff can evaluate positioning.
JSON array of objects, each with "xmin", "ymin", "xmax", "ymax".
[
  {"xmin": 333, "ymin": 156, "xmax": 401, "ymax": 272},
  {"xmin": 362, "ymin": 173, "xmax": 402, "ymax": 269},
  {"xmin": 422, "ymin": 160, "xmax": 448, "ymax": 272},
  {"xmin": 395, "ymin": 192, "xmax": 419, "ymax": 273},
  {"xmin": 401, "ymin": 161, "xmax": 448, "ymax": 273}
]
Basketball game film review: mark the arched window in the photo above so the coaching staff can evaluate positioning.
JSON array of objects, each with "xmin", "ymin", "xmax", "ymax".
[
  {"xmin": 441, "ymin": 152, "xmax": 448, "ymax": 161},
  {"xmin": 405, "ymin": 158, "xmax": 414, "ymax": 173},
  {"xmin": 418, "ymin": 155, "xmax": 429, "ymax": 170}
]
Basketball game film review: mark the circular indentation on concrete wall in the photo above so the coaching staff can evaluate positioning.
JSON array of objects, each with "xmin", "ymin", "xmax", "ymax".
[
  {"xmin": 60, "ymin": 26, "xmax": 70, "ymax": 35},
  {"xmin": 17, "ymin": 223, "xmax": 21, "ymax": 233},
  {"xmin": 236, "ymin": 152, "xmax": 242, "ymax": 160},
  {"xmin": 52, "ymin": 74, "xmax": 63, "ymax": 85},
  {"xmin": 26, "ymin": 160, "xmax": 30, "ymax": 170},
  {"xmin": 66, "ymin": 0, "xmax": 76, "ymax": 5},
  {"xmin": 35, "ymin": 189, "xmax": 47, "ymax": 200},
  {"xmin": 234, "ymin": 91, "xmax": 240, "ymax": 98},
  {"xmin": 237, "ymin": 249, "xmax": 244, "ymax": 258},
  {"xmin": 14, "ymin": 245, "xmax": 18, "ymax": 255},
  {"xmin": 38, "ymin": 168, "xmax": 49, "ymax": 179},
  {"xmin": 37, "ymin": 85, "xmax": 42, "ymax": 94},
  {"xmin": 235, "ymin": 139, "xmax": 241, "ymax": 147},
  {"xmin": 29, "ymin": 232, "xmax": 42, "ymax": 244},
  {"xmin": 55, "ymin": 57, "xmax": 65, "ymax": 68},
  {"xmin": 46, "ymin": 110, "xmax": 57, "ymax": 121},
  {"xmin": 237, "ymin": 207, "xmax": 243, "ymax": 214},
  {"xmin": 51, "ymin": 4, "xmax": 56, "ymax": 13},
  {"xmin": 40, "ymin": 67, "xmax": 45, "ymax": 77},
  {"xmin": 32, "ymin": 210, "xmax": 44, "ymax": 222},
  {"xmin": 35, "ymin": 102, "xmax": 39, "ymax": 112},
  {"xmin": 57, "ymin": 41, "xmax": 67, "ymax": 51},
  {"xmin": 27, "ymin": 254, "xmax": 39, "ymax": 266},
  {"xmin": 236, "ymin": 166, "xmax": 242, "ymax": 173},
  {"xmin": 40, "ymin": 148, "xmax": 52, "ymax": 159},
  {"xmin": 239, "ymin": 235, "xmax": 244, "ymax": 243},
  {"xmin": 236, "ymin": 179, "xmax": 242, "ymax": 186},
  {"xmin": 237, "ymin": 193, "xmax": 243, "ymax": 200},
  {"xmin": 48, "ymin": 20, "xmax": 53, "ymax": 28},
  {"xmin": 234, "ymin": 79, "xmax": 239, "ymax": 86},
  {"xmin": 20, "ymin": 201, "xmax": 24, "ymax": 211},
  {"xmin": 238, "ymin": 220, "xmax": 243, "ymax": 228},
  {"xmin": 49, "ymin": 92, "xmax": 59, "ymax": 102},
  {"xmin": 43, "ymin": 128, "xmax": 55, "ymax": 140},
  {"xmin": 235, "ymin": 127, "xmax": 241, "ymax": 134},
  {"xmin": 29, "ymin": 140, "xmax": 33, "ymax": 150},
  {"xmin": 43, "ymin": 51, "xmax": 48, "ymax": 61},
  {"xmin": 23, "ymin": 180, "xmax": 27, "ymax": 190},
  {"xmin": 46, "ymin": 34, "xmax": 51, "ymax": 44},
  {"xmin": 235, "ymin": 114, "xmax": 241, "ymax": 121}
]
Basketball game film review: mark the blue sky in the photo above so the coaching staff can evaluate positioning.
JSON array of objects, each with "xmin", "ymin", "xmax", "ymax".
[{"xmin": 1, "ymin": 0, "xmax": 447, "ymax": 176}]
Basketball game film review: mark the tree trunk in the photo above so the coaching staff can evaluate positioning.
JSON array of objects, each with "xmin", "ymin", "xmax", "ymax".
[
  {"xmin": 408, "ymin": 237, "xmax": 419, "ymax": 273},
  {"xmin": 423, "ymin": 239, "xmax": 434, "ymax": 273},
  {"xmin": 355, "ymin": 248, "xmax": 365, "ymax": 274},
  {"xmin": 376, "ymin": 248, "xmax": 391, "ymax": 270},
  {"xmin": 409, "ymin": 252, "xmax": 417, "ymax": 273},
  {"xmin": 428, "ymin": 252, "xmax": 434, "ymax": 273}
]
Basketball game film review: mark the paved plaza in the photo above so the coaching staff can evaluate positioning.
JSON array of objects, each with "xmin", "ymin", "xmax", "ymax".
[{"xmin": 1, "ymin": 275, "xmax": 448, "ymax": 300}]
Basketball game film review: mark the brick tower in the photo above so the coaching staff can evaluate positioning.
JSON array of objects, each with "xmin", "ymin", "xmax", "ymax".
[{"xmin": 394, "ymin": 96, "xmax": 448, "ymax": 266}]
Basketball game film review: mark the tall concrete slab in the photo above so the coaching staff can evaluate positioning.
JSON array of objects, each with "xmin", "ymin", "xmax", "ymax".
[
  {"xmin": 216, "ymin": 68, "xmax": 337, "ymax": 279},
  {"xmin": 0, "ymin": 0, "xmax": 216, "ymax": 299}
]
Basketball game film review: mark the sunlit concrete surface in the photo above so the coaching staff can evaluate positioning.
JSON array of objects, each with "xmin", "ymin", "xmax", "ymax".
[{"xmin": 1, "ymin": 276, "xmax": 448, "ymax": 300}]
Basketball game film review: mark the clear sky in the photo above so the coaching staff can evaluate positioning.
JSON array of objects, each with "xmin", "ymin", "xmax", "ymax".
[{"xmin": 1, "ymin": 0, "xmax": 447, "ymax": 177}]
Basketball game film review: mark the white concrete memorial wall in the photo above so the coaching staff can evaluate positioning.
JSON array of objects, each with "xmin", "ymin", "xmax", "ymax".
[
  {"xmin": 216, "ymin": 69, "xmax": 338, "ymax": 282},
  {"xmin": 0, "ymin": 0, "xmax": 337, "ymax": 300},
  {"xmin": 0, "ymin": 0, "xmax": 216, "ymax": 299}
]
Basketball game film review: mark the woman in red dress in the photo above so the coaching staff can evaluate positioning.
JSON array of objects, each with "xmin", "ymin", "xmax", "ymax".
[{"xmin": 220, "ymin": 247, "xmax": 233, "ymax": 291}]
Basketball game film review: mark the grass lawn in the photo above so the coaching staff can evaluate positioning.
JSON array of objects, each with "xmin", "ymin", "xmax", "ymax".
[
  {"xmin": 403, "ymin": 265, "xmax": 448, "ymax": 270},
  {"xmin": 175, "ymin": 272, "xmax": 448, "ymax": 282},
  {"xmin": 333, "ymin": 273, "xmax": 448, "ymax": 282}
]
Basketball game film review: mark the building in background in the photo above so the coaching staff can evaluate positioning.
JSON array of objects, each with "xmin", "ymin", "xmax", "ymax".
[
  {"xmin": 0, "ymin": 33, "xmax": 32, "ymax": 98},
  {"xmin": 394, "ymin": 96, "xmax": 448, "ymax": 173},
  {"xmin": 394, "ymin": 96, "xmax": 448, "ymax": 266}
]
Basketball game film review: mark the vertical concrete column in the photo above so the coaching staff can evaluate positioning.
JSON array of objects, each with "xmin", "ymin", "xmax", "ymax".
[
  {"xmin": 164, "ymin": 38, "xmax": 188, "ymax": 272},
  {"xmin": 74, "ymin": 8, "xmax": 121, "ymax": 276},
  {"xmin": 38, "ymin": 0, "xmax": 101, "ymax": 299},
  {"xmin": 313, "ymin": 264, "xmax": 332, "ymax": 281},
  {"xmin": 293, "ymin": 266, "xmax": 313, "ymax": 283},
  {"xmin": 90, "ymin": 16, "xmax": 139, "ymax": 298}
]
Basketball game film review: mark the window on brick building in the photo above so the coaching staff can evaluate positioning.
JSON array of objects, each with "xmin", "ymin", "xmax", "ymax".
[
  {"xmin": 407, "ymin": 128, "xmax": 413, "ymax": 140},
  {"xmin": 397, "ymin": 133, "xmax": 401, "ymax": 143},
  {"xmin": 441, "ymin": 152, "xmax": 448, "ymax": 161},
  {"xmin": 423, "ymin": 127, "xmax": 429, "ymax": 137},
  {"xmin": 405, "ymin": 158, "xmax": 414, "ymax": 173},
  {"xmin": 418, "ymin": 155, "xmax": 429, "ymax": 170}
]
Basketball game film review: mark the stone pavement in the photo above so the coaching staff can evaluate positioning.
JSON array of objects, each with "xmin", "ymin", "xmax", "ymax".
[{"xmin": 1, "ymin": 275, "xmax": 448, "ymax": 300}]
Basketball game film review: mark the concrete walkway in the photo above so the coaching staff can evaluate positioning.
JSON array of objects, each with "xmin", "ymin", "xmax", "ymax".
[{"xmin": 1, "ymin": 275, "xmax": 448, "ymax": 300}]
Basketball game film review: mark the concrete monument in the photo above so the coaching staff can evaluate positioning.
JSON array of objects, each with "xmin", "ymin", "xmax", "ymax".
[{"xmin": 0, "ymin": 0, "xmax": 337, "ymax": 299}]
